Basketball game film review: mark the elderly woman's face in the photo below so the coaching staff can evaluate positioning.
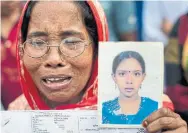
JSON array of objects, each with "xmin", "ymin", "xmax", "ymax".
[
  {"xmin": 113, "ymin": 58, "xmax": 145, "ymax": 98},
  {"xmin": 22, "ymin": 2, "xmax": 94, "ymax": 106}
]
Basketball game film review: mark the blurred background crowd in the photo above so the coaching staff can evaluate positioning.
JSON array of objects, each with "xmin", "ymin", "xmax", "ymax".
[{"xmin": 1, "ymin": 1, "xmax": 188, "ymax": 123}]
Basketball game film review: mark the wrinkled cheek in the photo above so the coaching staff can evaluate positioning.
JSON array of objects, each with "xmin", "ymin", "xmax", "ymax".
[
  {"xmin": 23, "ymin": 55, "xmax": 41, "ymax": 72},
  {"xmin": 73, "ymin": 64, "xmax": 92, "ymax": 86},
  {"xmin": 72, "ymin": 56, "xmax": 93, "ymax": 68},
  {"xmin": 22, "ymin": 55, "xmax": 42, "ymax": 83},
  {"xmin": 71, "ymin": 58, "xmax": 93, "ymax": 91},
  {"xmin": 72, "ymin": 46, "xmax": 93, "ymax": 67},
  {"xmin": 69, "ymin": 54, "xmax": 93, "ymax": 77}
]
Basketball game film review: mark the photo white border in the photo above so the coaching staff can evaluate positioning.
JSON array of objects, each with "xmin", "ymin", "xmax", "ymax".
[{"xmin": 98, "ymin": 42, "xmax": 164, "ymax": 128}]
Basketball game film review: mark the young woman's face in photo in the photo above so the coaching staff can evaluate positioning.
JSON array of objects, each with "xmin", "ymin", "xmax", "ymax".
[
  {"xmin": 22, "ymin": 2, "xmax": 94, "ymax": 105},
  {"xmin": 113, "ymin": 58, "xmax": 145, "ymax": 98}
]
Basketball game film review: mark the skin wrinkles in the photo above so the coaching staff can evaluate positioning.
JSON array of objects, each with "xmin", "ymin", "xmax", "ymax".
[{"xmin": 21, "ymin": 1, "xmax": 94, "ymax": 108}]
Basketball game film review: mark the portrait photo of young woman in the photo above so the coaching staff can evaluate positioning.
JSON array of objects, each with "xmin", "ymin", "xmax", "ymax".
[{"xmin": 98, "ymin": 42, "xmax": 164, "ymax": 127}]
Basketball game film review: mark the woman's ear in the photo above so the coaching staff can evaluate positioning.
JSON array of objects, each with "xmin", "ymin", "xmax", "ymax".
[
  {"xmin": 141, "ymin": 73, "xmax": 146, "ymax": 82},
  {"xmin": 111, "ymin": 73, "xmax": 116, "ymax": 83}
]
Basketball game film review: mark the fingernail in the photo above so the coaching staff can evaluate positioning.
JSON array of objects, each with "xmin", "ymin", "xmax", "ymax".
[{"xmin": 142, "ymin": 120, "xmax": 148, "ymax": 128}]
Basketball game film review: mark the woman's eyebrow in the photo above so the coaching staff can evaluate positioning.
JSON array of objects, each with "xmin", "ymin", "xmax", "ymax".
[
  {"xmin": 27, "ymin": 31, "xmax": 48, "ymax": 38},
  {"xmin": 134, "ymin": 70, "xmax": 142, "ymax": 72},
  {"xmin": 27, "ymin": 30, "xmax": 84, "ymax": 39}
]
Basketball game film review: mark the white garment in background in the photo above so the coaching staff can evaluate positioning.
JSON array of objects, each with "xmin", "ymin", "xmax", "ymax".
[{"xmin": 142, "ymin": 1, "xmax": 188, "ymax": 46}]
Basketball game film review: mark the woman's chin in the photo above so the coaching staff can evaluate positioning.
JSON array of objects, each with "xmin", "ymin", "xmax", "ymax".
[
  {"xmin": 122, "ymin": 93, "xmax": 134, "ymax": 98},
  {"xmin": 38, "ymin": 82, "xmax": 74, "ymax": 103},
  {"xmin": 48, "ymin": 95, "xmax": 71, "ymax": 103},
  {"xmin": 125, "ymin": 95, "xmax": 133, "ymax": 98},
  {"xmin": 39, "ymin": 91, "xmax": 73, "ymax": 106}
]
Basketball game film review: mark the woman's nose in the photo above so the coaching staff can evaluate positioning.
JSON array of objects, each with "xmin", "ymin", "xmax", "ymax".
[
  {"xmin": 44, "ymin": 47, "xmax": 66, "ymax": 68},
  {"xmin": 125, "ymin": 74, "xmax": 133, "ymax": 84}
]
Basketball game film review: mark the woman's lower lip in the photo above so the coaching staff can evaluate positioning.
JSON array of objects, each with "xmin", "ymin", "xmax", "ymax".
[
  {"xmin": 125, "ymin": 88, "xmax": 133, "ymax": 92},
  {"xmin": 41, "ymin": 78, "xmax": 72, "ymax": 91}
]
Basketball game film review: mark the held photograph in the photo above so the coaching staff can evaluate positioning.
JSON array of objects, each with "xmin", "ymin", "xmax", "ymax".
[{"xmin": 98, "ymin": 42, "xmax": 164, "ymax": 128}]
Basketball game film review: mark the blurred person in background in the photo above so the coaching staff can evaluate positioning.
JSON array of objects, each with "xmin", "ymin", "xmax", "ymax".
[
  {"xmin": 100, "ymin": 1, "xmax": 137, "ymax": 41},
  {"xmin": 165, "ymin": 12, "xmax": 188, "ymax": 124},
  {"xmin": 142, "ymin": 1, "xmax": 188, "ymax": 46},
  {"xmin": 1, "ymin": 1, "xmax": 23, "ymax": 110},
  {"xmin": 142, "ymin": 1, "xmax": 188, "ymax": 90}
]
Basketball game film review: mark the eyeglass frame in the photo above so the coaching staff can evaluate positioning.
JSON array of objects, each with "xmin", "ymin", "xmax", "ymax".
[{"xmin": 19, "ymin": 38, "xmax": 92, "ymax": 58}]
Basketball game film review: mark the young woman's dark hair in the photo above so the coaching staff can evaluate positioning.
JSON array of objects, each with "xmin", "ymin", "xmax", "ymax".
[{"xmin": 112, "ymin": 51, "xmax": 146, "ymax": 74}]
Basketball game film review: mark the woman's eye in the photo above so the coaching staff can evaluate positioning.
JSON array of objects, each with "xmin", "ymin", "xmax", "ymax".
[
  {"xmin": 134, "ymin": 72, "xmax": 141, "ymax": 77},
  {"xmin": 63, "ymin": 38, "xmax": 84, "ymax": 50},
  {"xmin": 31, "ymin": 41, "xmax": 45, "ymax": 47},
  {"xmin": 64, "ymin": 38, "xmax": 83, "ymax": 45},
  {"xmin": 65, "ymin": 40, "xmax": 77, "ymax": 44},
  {"xmin": 118, "ymin": 72, "xmax": 126, "ymax": 76}
]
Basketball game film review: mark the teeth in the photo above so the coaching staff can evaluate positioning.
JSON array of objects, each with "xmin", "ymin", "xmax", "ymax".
[
  {"xmin": 49, "ymin": 78, "xmax": 55, "ymax": 81},
  {"xmin": 47, "ymin": 78, "xmax": 64, "ymax": 81},
  {"xmin": 46, "ymin": 80, "xmax": 51, "ymax": 84},
  {"xmin": 44, "ymin": 77, "xmax": 71, "ymax": 83}
]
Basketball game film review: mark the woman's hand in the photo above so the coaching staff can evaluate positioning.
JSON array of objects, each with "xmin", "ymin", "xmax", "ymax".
[
  {"xmin": 8, "ymin": 94, "xmax": 31, "ymax": 110},
  {"xmin": 143, "ymin": 108, "xmax": 187, "ymax": 133}
]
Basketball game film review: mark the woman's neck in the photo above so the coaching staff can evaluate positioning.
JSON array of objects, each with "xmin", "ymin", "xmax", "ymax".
[
  {"xmin": 118, "ymin": 94, "xmax": 141, "ymax": 115},
  {"xmin": 119, "ymin": 93, "xmax": 140, "ymax": 102}
]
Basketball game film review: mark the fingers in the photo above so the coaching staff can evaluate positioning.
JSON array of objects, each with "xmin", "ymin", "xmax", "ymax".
[
  {"xmin": 144, "ymin": 108, "xmax": 179, "ymax": 124},
  {"xmin": 146, "ymin": 116, "xmax": 187, "ymax": 133},
  {"xmin": 142, "ymin": 108, "xmax": 187, "ymax": 133}
]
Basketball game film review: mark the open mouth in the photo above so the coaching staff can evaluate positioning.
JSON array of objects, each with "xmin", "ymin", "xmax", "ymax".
[{"xmin": 41, "ymin": 75, "xmax": 72, "ymax": 91}]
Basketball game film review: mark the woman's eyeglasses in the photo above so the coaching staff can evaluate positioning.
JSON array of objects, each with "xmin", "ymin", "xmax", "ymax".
[{"xmin": 19, "ymin": 37, "xmax": 91, "ymax": 58}]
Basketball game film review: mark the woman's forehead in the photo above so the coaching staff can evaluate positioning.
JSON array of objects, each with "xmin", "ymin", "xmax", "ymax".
[
  {"xmin": 30, "ymin": 1, "xmax": 81, "ymax": 21},
  {"xmin": 28, "ymin": 1, "xmax": 86, "ymax": 36},
  {"xmin": 117, "ymin": 58, "xmax": 142, "ymax": 70},
  {"xmin": 32, "ymin": 1, "xmax": 80, "ymax": 14}
]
